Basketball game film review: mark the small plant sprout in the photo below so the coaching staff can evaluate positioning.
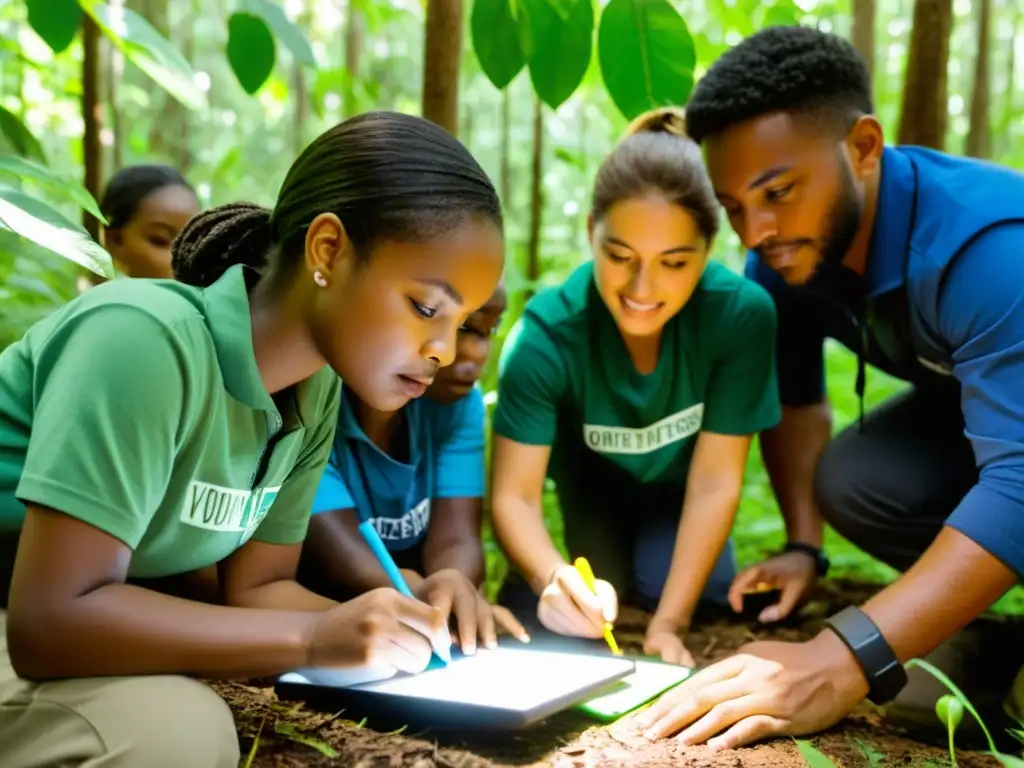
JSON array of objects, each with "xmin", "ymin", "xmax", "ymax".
[
  {"xmin": 936, "ymin": 694, "xmax": 965, "ymax": 766},
  {"xmin": 793, "ymin": 738, "xmax": 839, "ymax": 768}
]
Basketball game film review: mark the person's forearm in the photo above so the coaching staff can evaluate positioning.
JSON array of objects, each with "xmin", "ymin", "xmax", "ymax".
[
  {"xmin": 652, "ymin": 486, "xmax": 740, "ymax": 629},
  {"xmin": 492, "ymin": 494, "xmax": 566, "ymax": 594},
  {"xmin": 856, "ymin": 527, "xmax": 1018, "ymax": 663},
  {"xmin": 230, "ymin": 578, "xmax": 339, "ymax": 612},
  {"xmin": 761, "ymin": 402, "xmax": 832, "ymax": 547},
  {"xmin": 7, "ymin": 582, "xmax": 320, "ymax": 682},
  {"xmin": 306, "ymin": 514, "xmax": 408, "ymax": 594},
  {"xmin": 424, "ymin": 539, "xmax": 485, "ymax": 586}
]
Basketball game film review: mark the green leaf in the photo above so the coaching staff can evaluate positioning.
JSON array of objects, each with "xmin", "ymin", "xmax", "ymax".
[
  {"xmin": 0, "ymin": 185, "xmax": 89, "ymax": 234},
  {"xmin": 26, "ymin": 0, "xmax": 82, "ymax": 54},
  {"xmin": 0, "ymin": 154, "xmax": 105, "ymax": 223},
  {"xmin": 0, "ymin": 185, "xmax": 113, "ymax": 277},
  {"xmin": 936, "ymin": 694, "xmax": 965, "ymax": 730},
  {"xmin": 471, "ymin": 0, "xmax": 525, "ymax": 90},
  {"xmin": 227, "ymin": 13, "xmax": 277, "ymax": 94},
  {"xmin": 992, "ymin": 754, "xmax": 1024, "ymax": 768},
  {"xmin": 520, "ymin": 0, "xmax": 594, "ymax": 110},
  {"xmin": 0, "ymin": 107, "xmax": 47, "ymax": 164},
  {"xmin": 80, "ymin": 0, "xmax": 205, "ymax": 111},
  {"xmin": 793, "ymin": 738, "xmax": 839, "ymax": 768},
  {"xmin": 597, "ymin": 0, "xmax": 695, "ymax": 120},
  {"xmin": 761, "ymin": 0, "xmax": 802, "ymax": 27},
  {"xmin": 240, "ymin": 0, "xmax": 317, "ymax": 66},
  {"xmin": 545, "ymin": 0, "xmax": 578, "ymax": 20},
  {"xmin": 273, "ymin": 723, "xmax": 338, "ymax": 758}
]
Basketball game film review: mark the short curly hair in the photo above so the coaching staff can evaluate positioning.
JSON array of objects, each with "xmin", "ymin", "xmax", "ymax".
[{"xmin": 684, "ymin": 26, "xmax": 874, "ymax": 145}]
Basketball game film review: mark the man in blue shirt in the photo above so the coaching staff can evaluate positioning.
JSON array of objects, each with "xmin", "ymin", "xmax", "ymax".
[{"xmin": 639, "ymin": 26, "xmax": 1024, "ymax": 748}]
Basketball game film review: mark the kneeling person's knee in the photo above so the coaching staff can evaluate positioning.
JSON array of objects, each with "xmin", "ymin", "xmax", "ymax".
[{"xmin": 75, "ymin": 675, "xmax": 239, "ymax": 767}]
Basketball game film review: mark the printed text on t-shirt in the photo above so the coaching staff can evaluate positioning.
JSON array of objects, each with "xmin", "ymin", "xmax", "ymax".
[{"xmin": 582, "ymin": 404, "xmax": 704, "ymax": 455}]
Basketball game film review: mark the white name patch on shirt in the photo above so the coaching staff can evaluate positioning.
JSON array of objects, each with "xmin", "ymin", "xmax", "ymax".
[
  {"xmin": 583, "ymin": 403, "xmax": 704, "ymax": 455},
  {"xmin": 180, "ymin": 480, "xmax": 281, "ymax": 541}
]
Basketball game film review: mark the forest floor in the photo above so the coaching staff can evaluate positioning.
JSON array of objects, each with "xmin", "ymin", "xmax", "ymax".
[{"xmin": 213, "ymin": 578, "xmax": 1024, "ymax": 768}]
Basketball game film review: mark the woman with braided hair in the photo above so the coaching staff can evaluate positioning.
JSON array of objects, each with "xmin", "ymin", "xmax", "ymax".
[
  {"xmin": 491, "ymin": 107, "xmax": 780, "ymax": 667},
  {"xmin": 0, "ymin": 111, "xmax": 504, "ymax": 768}
]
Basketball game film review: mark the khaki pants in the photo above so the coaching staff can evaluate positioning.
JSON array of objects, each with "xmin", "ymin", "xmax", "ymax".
[{"xmin": 0, "ymin": 611, "xmax": 239, "ymax": 767}]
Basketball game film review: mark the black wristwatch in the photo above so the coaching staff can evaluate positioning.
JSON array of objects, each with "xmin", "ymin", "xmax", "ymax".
[
  {"xmin": 784, "ymin": 541, "xmax": 830, "ymax": 576},
  {"xmin": 824, "ymin": 606, "xmax": 908, "ymax": 704}
]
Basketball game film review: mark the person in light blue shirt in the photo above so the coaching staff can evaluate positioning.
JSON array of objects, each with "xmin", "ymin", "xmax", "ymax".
[
  {"xmin": 639, "ymin": 26, "xmax": 1024, "ymax": 751},
  {"xmin": 301, "ymin": 286, "xmax": 527, "ymax": 654}
]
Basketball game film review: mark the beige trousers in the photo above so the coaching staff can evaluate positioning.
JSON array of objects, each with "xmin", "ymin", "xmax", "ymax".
[{"xmin": 0, "ymin": 611, "xmax": 239, "ymax": 767}]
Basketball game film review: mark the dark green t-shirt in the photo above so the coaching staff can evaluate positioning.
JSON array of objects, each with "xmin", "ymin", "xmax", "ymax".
[
  {"xmin": 0, "ymin": 264, "xmax": 339, "ymax": 583},
  {"xmin": 492, "ymin": 260, "xmax": 781, "ymax": 501}
]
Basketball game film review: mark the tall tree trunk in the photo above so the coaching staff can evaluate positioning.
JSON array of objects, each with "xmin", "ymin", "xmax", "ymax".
[
  {"xmin": 293, "ymin": 9, "xmax": 312, "ymax": 155},
  {"xmin": 851, "ymin": 0, "xmax": 876, "ymax": 81},
  {"xmin": 526, "ymin": 97, "xmax": 543, "ymax": 300},
  {"xmin": 1000, "ymin": 3, "xmax": 1020, "ymax": 157},
  {"xmin": 421, "ymin": 0, "xmax": 463, "ymax": 135},
  {"xmin": 343, "ymin": 1, "xmax": 363, "ymax": 119},
  {"xmin": 896, "ymin": 0, "xmax": 953, "ymax": 149},
  {"xmin": 82, "ymin": 15, "xmax": 103, "ymax": 241},
  {"xmin": 499, "ymin": 89, "xmax": 511, "ymax": 207},
  {"xmin": 106, "ymin": 36, "xmax": 124, "ymax": 172},
  {"xmin": 965, "ymin": 0, "xmax": 991, "ymax": 158}
]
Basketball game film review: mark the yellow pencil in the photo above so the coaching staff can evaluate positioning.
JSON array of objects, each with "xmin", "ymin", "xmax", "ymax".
[{"xmin": 573, "ymin": 557, "xmax": 623, "ymax": 656}]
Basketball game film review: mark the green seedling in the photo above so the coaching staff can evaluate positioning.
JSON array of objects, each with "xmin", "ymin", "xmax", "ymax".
[
  {"xmin": 906, "ymin": 658, "xmax": 1024, "ymax": 767},
  {"xmin": 936, "ymin": 694, "xmax": 965, "ymax": 766},
  {"xmin": 241, "ymin": 717, "xmax": 264, "ymax": 768},
  {"xmin": 852, "ymin": 735, "xmax": 886, "ymax": 768},
  {"xmin": 794, "ymin": 737, "xmax": 839, "ymax": 768},
  {"xmin": 273, "ymin": 722, "xmax": 339, "ymax": 758}
]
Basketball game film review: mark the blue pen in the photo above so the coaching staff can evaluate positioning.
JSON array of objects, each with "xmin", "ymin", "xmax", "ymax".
[{"xmin": 357, "ymin": 519, "xmax": 452, "ymax": 666}]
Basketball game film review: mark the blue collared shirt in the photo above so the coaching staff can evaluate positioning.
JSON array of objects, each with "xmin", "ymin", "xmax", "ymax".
[
  {"xmin": 310, "ymin": 386, "xmax": 485, "ymax": 552},
  {"xmin": 746, "ymin": 145, "xmax": 1024, "ymax": 577}
]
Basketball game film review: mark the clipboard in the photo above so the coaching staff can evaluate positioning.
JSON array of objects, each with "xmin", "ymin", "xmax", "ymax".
[{"xmin": 574, "ymin": 656, "xmax": 693, "ymax": 721}]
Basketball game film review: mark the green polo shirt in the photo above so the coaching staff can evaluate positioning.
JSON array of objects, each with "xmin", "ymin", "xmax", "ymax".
[
  {"xmin": 493, "ymin": 260, "xmax": 780, "ymax": 502},
  {"xmin": 0, "ymin": 264, "xmax": 339, "ymax": 582}
]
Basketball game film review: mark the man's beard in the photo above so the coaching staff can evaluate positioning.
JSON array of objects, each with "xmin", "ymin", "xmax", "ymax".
[{"xmin": 820, "ymin": 157, "xmax": 863, "ymax": 269}]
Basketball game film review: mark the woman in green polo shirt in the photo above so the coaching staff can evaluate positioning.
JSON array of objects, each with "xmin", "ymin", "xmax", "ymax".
[
  {"xmin": 0, "ymin": 111, "xmax": 504, "ymax": 768},
  {"xmin": 491, "ymin": 108, "xmax": 780, "ymax": 666}
]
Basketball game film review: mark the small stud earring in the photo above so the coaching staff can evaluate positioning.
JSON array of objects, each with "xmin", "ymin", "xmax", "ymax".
[{"xmin": 313, "ymin": 270, "xmax": 328, "ymax": 288}]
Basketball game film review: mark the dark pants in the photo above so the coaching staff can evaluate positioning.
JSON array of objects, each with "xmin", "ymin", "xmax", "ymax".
[
  {"xmin": 814, "ymin": 384, "xmax": 977, "ymax": 570},
  {"xmin": 498, "ymin": 481, "xmax": 736, "ymax": 620},
  {"xmin": 816, "ymin": 384, "xmax": 1024, "ymax": 744}
]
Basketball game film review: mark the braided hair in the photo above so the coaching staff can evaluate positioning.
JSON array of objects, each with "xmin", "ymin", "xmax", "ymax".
[
  {"xmin": 101, "ymin": 164, "xmax": 194, "ymax": 230},
  {"xmin": 171, "ymin": 111, "xmax": 502, "ymax": 288}
]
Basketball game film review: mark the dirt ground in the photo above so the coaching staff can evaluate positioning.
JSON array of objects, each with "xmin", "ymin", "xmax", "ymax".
[{"xmin": 213, "ymin": 579, "xmax": 1022, "ymax": 767}]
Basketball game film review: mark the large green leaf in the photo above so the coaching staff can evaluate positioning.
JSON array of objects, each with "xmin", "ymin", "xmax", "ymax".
[
  {"xmin": 471, "ymin": 0, "xmax": 525, "ymax": 90},
  {"xmin": 26, "ymin": 0, "xmax": 83, "ymax": 54},
  {"xmin": 520, "ymin": 0, "xmax": 594, "ymax": 110},
  {"xmin": 0, "ymin": 185, "xmax": 113, "ymax": 277},
  {"xmin": 80, "ymin": 0, "xmax": 206, "ymax": 110},
  {"xmin": 597, "ymin": 0, "xmax": 695, "ymax": 120},
  {"xmin": 0, "ymin": 108, "xmax": 47, "ymax": 164},
  {"xmin": 226, "ymin": 12, "xmax": 277, "ymax": 95},
  {"xmin": 0, "ymin": 155, "xmax": 105, "ymax": 223},
  {"xmin": 240, "ymin": 0, "xmax": 316, "ymax": 66}
]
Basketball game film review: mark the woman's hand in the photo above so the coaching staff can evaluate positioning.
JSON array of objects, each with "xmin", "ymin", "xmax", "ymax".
[
  {"xmin": 643, "ymin": 618, "xmax": 696, "ymax": 666},
  {"xmin": 306, "ymin": 587, "xmax": 453, "ymax": 674},
  {"xmin": 417, "ymin": 568, "xmax": 531, "ymax": 654},
  {"xmin": 728, "ymin": 551, "xmax": 818, "ymax": 623},
  {"xmin": 635, "ymin": 631, "xmax": 868, "ymax": 749},
  {"xmin": 537, "ymin": 564, "xmax": 618, "ymax": 638}
]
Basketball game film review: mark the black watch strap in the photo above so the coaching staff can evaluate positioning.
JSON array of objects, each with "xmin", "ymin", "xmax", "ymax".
[
  {"xmin": 784, "ymin": 541, "xmax": 829, "ymax": 576},
  {"xmin": 824, "ymin": 606, "xmax": 908, "ymax": 704}
]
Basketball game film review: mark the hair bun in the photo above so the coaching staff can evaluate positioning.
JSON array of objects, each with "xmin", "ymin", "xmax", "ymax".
[{"xmin": 624, "ymin": 107, "xmax": 689, "ymax": 139}]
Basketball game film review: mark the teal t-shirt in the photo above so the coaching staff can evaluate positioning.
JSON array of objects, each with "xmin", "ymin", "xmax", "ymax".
[
  {"xmin": 492, "ymin": 260, "xmax": 781, "ymax": 499},
  {"xmin": 310, "ymin": 385, "xmax": 486, "ymax": 551},
  {"xmin": 0, "ymin": 264, "xmax": 339, "ymax": 584}
]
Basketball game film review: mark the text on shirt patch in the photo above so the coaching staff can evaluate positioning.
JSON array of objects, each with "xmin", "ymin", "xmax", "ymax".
[
  {"xmin": 179, "ymin": 480, "xmax": 281, "ymax": 542},
  {"xmin": 583, "ymin": 403, "xmax": 704, "ymax": 455},
  {"xmin": 371, "ymin": 497, "xmax": 431, "ymax": 541}
]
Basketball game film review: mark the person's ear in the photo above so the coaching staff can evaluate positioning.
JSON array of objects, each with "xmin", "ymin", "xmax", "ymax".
[
  {"xmin": 102, "ymin": 227, "xmax": 122, "ymax": 250},
  {"xmin": 846, "ymin": 115, "xmax": 884, "ymax": 181},
  {"xmin": 587, "ymin": 212, "xmax": 598, "ymax": 246},
  {"xmin": 304, "ymin": 212, "xmax": 353, "ymax": 287}
]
